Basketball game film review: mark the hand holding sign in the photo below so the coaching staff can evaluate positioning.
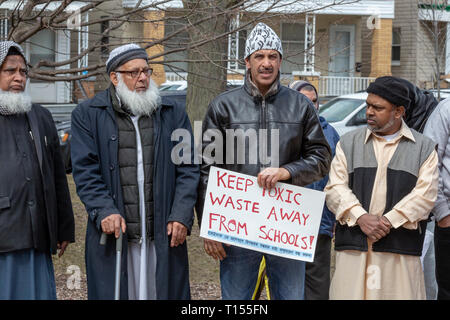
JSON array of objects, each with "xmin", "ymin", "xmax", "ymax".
[
  {"xmin": 257, "ymin": 167, "xmax": 291, "ymax": 190},
  {"xmin": 200, "ymin": 167, "xmax": 325, "ymax": 262}
]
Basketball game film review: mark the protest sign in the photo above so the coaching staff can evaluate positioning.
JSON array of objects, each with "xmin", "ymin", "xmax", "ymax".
[{"xmin": 199, "ymin": 166, "xmax": 325, "ymax": 262}]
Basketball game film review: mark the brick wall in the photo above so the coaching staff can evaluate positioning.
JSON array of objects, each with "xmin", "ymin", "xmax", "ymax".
[
  {"xmin": 143, "ymin": 11, "xmax": 166, "ymax": 86},
  {"xmin": 391, "ymin": 0, "xmax": 419, "ymax": 84},
  {"xmin": 369, "ymin": 19, "xmax": 393, "ymax": 78}
]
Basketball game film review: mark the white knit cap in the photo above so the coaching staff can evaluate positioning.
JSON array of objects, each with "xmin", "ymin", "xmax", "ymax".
[
  {"xmin": 244, "ymin": 23, "xmax": 283, "ymax": 59},
  {"xmin": 105, "ymin": 43, "xmax": 148, "ymax": 73},
  {"xmin": 0, "ymin": 41, "xmax": 27, "ymax": 67}
]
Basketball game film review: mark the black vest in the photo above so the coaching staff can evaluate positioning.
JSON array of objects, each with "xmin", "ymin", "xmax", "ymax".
[
  {"xmin": 335, "ymin": 128, "xmax": 435, "ymax": 256},
  {"xmin": 111, "ymin": 89, "xmax": 155, "ymax": 243}
]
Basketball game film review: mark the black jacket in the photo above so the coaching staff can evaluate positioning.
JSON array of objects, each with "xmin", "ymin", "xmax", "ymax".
[
  {"xmin": 0, "ymin": 105, "xmax": 75, "ymax": 254},
  {"xmin": 196, "ymin": 74, "xmax": 332, "ymax": 220}
]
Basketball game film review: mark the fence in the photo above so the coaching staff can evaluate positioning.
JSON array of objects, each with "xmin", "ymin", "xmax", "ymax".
[{"xmin": 318, "ymin": 76, "xmax": 375, "ymax": 96}]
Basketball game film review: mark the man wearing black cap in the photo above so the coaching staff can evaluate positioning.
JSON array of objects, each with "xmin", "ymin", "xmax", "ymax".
[
  {"xmin": 0, "ymin": 41, "xmax": 74, "ymax": 299},
  {"xmin": 324, "ymin": 76, "xmax": 439, "ymax": 299},
  {"xmin": 71, "ymin": 44, "xmax": 199, "ymax": 300}
]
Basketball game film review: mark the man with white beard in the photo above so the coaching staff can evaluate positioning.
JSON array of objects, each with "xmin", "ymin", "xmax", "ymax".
[
  {"xmin": 71, "ymin": 44, "xmax": 199, "ymax": 300},
  {"xmin": 0, "ymin": 41, "xmax": 75, "ymax": 299}
]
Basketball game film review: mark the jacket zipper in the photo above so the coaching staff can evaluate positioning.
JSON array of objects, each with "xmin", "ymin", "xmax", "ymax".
[{"xmin": 260, "ymin": 98, "xmax": 267, "ymax": 170}]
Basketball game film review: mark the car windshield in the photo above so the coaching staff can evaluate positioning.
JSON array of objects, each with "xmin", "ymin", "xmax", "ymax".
[
  {"xmin": 159, "ymin": 84, "xmax": 182, "ymax": 91},
  {"xmin": 319, "ymin": 98, "xmax": 365, "ymax": 122}
]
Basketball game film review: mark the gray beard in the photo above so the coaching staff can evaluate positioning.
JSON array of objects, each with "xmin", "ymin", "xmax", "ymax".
[
  {"xmin": 0, "ymin": 90, "xmax": 32, "ymax": 115},
  {"xmin": 368, "ymin": 117, "xmax": 396, "ymax": 135},
  {"xmin": 115, "ymin": 75, "xmax": 160, "ymax": 117}
]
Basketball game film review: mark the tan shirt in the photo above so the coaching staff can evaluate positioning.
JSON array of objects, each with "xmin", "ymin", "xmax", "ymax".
[
  {"xmin": 325, "ymin": 122, "xmax": 438, "ymax": 230},
  {"xmin": 325, "ymin": 123, "xmax": 439, "ymax": 299}
]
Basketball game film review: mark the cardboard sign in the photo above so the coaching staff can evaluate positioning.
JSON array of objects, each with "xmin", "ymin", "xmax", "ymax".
[{"xmin": 199, "ymin": 166, "xmax": 325, "ymax": 262}]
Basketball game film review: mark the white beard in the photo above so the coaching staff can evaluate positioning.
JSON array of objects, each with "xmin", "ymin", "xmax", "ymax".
[
  {"xmin": 0, "ymin": 89, "xmax": 32, "ymax": 114},
  {"xmin": 115, "ymin": 75, "xmax": 160, "ymax": 117}
]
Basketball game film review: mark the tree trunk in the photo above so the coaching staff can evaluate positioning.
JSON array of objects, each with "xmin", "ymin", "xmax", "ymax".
[{"xmin": 184, "ymin": 0, "xmax": 235, "ymax": 123}]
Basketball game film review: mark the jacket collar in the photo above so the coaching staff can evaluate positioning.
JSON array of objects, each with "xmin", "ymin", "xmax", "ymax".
[
  {"xmin": 243, "ymin": 70, "xmax": 281, "ymax": 99},
  {"xmin": 364, "ymin": 119, "xmax": 416, "ymax": 144},
  {"xmin": 89, "ymin": 88, "xmax": 112, "ymax": 108}
]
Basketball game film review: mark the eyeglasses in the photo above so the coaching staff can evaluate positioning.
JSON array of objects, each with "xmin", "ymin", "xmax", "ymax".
[{"xmin": 115, "ymin": 67, "xmax": 153, "ymax": 79}]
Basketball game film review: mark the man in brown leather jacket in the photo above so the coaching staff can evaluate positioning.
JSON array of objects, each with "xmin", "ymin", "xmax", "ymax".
[{"xmin": 196, "ymin": 23, "xmax": 331, "ymax": 300}]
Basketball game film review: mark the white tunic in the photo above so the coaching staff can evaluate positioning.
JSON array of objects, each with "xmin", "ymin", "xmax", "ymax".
[{"xmin": 127, "ymin": 115, "xmax": 157, "ymax": 300}]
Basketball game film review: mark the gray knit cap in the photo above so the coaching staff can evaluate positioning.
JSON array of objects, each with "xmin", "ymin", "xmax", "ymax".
[
  {"xmin": 106, "ymin": 43, "xmax": 149, "ymax": 74},
  {"xmin": 245, "ymin": 23, "xmax": 283, "ymax": 59},
  {"xmin": 0, "ymin": 41, "xmax": 27, "ymax": 67}
]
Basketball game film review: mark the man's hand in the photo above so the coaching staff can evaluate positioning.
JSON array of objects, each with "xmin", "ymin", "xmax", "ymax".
[
  {"xmin": 357, "ymin": 214, "xmax": 391, "ymax": 241},
  {"xmin": 204, "ymin": 239, "xmax": 228, "ymax": 261},
  {"xmin": 438, "ymin": 215, "xmax": 450, "ymax": 228},
  {"xmin": 167, "ymin": 221, "xmax": 188, "ymax": 247},
  {"xmin": 57, "ymin": 241, "xmax": 70, "ymax": 258},
  {"xmin": 101, "ymin": 214, "xmax": 126, "ymax": 239},
  {"xmin": 257, "ymin": 167, "xmax": 291, "ymax": 190},
  {"xmin": 380, "ymin": 216, "xmax": 392, "ymax": 229}
]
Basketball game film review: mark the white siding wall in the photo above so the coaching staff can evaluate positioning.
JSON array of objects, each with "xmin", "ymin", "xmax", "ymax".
[
  {"xmin": 123, "ymin": 0, "xmax": 394, "ymax": 18},
  {"xmin": 55, "ymin": 30, "xmax": 71, "ymax": 103},
  {"xmin": 28, "ymin": 30, "xmax": 71, "ymax": 103}
]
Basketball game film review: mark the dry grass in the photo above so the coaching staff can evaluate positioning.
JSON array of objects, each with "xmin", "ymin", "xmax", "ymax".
[
  {"xmin": 53, "ymin": 175, "xmax": 335, "ymax": 300},
  {"xmin": 52, "ymin": 175, "xmax": 222, "ymax": 300}
]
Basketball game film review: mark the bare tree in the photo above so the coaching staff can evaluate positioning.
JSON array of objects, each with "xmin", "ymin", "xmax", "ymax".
[
  {"xmin": 418, "ymin": 0, "xmax": 449, "ymax": 99},
  {"xmin": 1, "ymin": 0, "xmax": 360, "ymax": 115}
]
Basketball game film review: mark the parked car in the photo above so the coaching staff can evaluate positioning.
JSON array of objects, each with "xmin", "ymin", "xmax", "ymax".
[
  {"xmin": 159, "ymin": 79, "xmax": 244, "ymax": 92},
  {"xmin": 428, "ymin": 89, "xmax": 450, "ymax": 101},
  {"xmin": 159, "ymin": 80, "xmax": 187, "ymax": 91},
  {"xmin": 319, "ymin": 92, "xmax": 367, "ymax": 136},
  {"xmin": 319, "ymin": 87, "xmax": 449, "ymax": 136},
  {"xmin": 160, "ymin": 90, "xmax": 187, "ymax": 109},
  {"xmin": 42, "ymin": 103, "xmax": 77, "ymax": 173},
  {"xmin": 159, "ymin": 80, "xmax": 245, "ymax": 109}
]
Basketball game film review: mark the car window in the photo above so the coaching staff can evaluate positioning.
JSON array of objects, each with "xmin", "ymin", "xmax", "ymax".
[
  {"xmin": 159, "ymin": 84, "xmax": 181, "ymax": 91},
  {"xmin": 348, "ymin": 105, "xmax": 367, "ymax": 125},
  {"xmin": 319, "ymin": 98, "xmax": 365, "ymax": 122}
]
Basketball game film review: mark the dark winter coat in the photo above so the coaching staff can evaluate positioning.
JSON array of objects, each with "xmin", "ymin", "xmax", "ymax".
[
  {"xmin": 0, "ymin": 105, "xmax": 75, "ymax": 254},
  {"xmin": 305, "ymin": 116, "xmax": 340, "ymax": 237},
  {"xmin": 196, "ymin": 74, "xmax": 332, "ymax": 220},
  {"xmin": 70, "ymin": 89, "xmax": 199, "ymax": 300}
]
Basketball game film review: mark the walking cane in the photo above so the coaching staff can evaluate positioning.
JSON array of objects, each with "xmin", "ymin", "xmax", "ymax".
[{"xmin": 100, "ymin": 229, "xmax": 123, "ymax": 300}]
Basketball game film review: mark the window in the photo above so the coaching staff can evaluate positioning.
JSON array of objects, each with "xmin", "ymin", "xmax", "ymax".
[
  {"xmin": 319, "ymin": 98, "xmax": 365, "ymax": 122},
  {"xmin": 281, "ymin": 23, "xmax": 305, "ymax": 74},
  {"xmin": 0, "ymin": 11, "xmax": 9, "ymax": 40},
  {"xmin": 163, "ymin": 18, "xmax": 189, "ymax": 74},
  {"xmin": 101, "ymin": 17, "xmax": 109, "ymax": 57},
  {"xmin": 228, "ymin": 29, "xmax": 247, "ymax": 71},
  {"xmin": 348, "ymin": 105, "xmax": 367, "ymax": 126},
  {"xmin": 392, "ymin": 28, "xmax": 401, "ymax": 66},
  {"xmin": 29, "ymin": 29, "xmax": 56, "ymax": 82}
]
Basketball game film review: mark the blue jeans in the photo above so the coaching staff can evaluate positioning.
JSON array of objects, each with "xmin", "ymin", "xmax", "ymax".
[{"xmin": 220, "ymin": 245, "xmax": 305, "ymax": 300}]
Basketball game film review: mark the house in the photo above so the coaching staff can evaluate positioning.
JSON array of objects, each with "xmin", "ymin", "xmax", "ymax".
[
  {"xmin": 117, "ymin": 0, "xmax": 398, "ymax": 97},
  {"xmin": 393, "ymin": 0, "xmax": 450, "ymax": 89},
  {"xmin": 2, "ymin": 1, "xmax": 448, "ymax": 103},
  {"xmin": 0, "ymin": 1, "xmax": 87, "ymax": 103}
]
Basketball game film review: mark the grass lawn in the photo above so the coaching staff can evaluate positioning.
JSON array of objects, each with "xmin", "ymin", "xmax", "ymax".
[{"xmin": 52, "ymin": 175, "xmax": 334, "ymax": 300}]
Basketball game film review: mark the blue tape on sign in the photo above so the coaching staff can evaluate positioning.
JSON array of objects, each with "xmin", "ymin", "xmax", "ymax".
[{"xmin": 207, "ymin": 231, "xmax": 312, "ymax": 258}]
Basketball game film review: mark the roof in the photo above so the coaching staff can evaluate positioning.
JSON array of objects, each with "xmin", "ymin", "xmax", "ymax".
[
  {"xmin": 123, "ymin": 0, "xmax": 395, "ymax": 18},
  {"xmin": 0, "ymin": 1, "xmax": 89, "ymax": 11}
]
